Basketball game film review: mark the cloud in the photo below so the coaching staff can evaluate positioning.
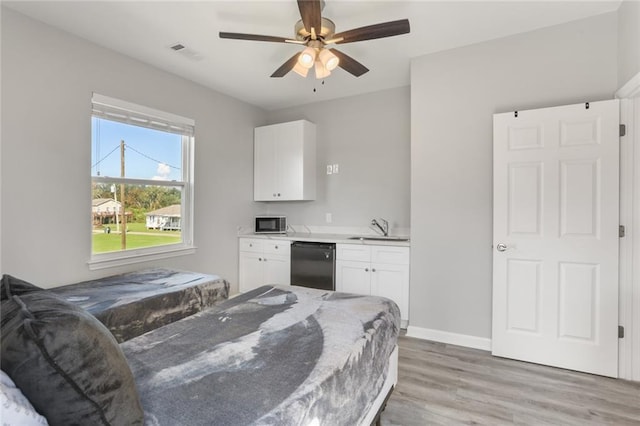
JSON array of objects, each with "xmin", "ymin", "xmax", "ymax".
[{"xmin": 152, "ymin": 163, "xmax": 171, "ymax": 180}]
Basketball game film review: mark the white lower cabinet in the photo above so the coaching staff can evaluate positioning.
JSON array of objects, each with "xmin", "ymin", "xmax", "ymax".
[
  {"xmin": 336, "ymin": 244, "xmax": 410, "ymax": 327},
  {"xmin": 238, "ymin": 238, "xmax": 291, "ymax": 293}
]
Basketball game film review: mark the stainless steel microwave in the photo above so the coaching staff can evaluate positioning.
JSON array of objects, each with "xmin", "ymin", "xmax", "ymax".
[{"xmin": 255, "ymin": 216, "xmax": 287, "ymax": 234}]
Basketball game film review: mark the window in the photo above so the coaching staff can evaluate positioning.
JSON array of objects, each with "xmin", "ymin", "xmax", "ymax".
[{"xmin": 89, "ymin": 94, "xmax": 195, "ymax": 269}]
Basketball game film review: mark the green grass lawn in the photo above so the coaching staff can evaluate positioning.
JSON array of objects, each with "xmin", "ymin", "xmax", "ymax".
[{"xmin": 93, "ymin": 222, "xmax": 181, "ymax": 253}]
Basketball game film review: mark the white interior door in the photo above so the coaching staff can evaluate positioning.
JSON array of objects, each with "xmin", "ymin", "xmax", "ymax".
[{"xmin": 492, "ymin": 100, "xmax": 620, "ymax": 377}]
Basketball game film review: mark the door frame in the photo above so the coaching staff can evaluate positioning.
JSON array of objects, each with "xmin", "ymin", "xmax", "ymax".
[{"xmin": 616, "ymin": 71, "xmax": 640, "ymax": 381}]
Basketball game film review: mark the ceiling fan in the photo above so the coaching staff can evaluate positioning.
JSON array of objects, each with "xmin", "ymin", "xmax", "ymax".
[{"xmin": 219, "ymin": 0, "xmax": 410, "ymax": 79}]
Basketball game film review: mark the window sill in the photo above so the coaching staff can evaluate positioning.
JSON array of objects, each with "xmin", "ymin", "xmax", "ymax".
[{"xmin": 87, "ymin": 244, "xmax": 196, "ymax": 270}]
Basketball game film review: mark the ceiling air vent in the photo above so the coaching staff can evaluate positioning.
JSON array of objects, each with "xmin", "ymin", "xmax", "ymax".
[{"xmin": 168, "ymin": 43, "xmax": 203, "ymax": 61}]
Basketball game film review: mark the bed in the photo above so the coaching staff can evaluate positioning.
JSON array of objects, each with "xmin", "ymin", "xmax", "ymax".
[
  {"xmin": 1, "ymin": 274, "xmax": 399, "ymax": 426},
  {"xmin": 122, "ymin": 284, "xmax": 400, "ymax": 426}
]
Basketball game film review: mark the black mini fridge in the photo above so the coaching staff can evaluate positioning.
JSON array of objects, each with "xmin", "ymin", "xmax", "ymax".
[{"xmin": 290, "ymin": 241, "xmax": 336, "ymax": 291}]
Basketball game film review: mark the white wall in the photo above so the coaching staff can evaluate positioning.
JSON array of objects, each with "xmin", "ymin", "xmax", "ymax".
[
  {"xmin": 1, "ymin": 9, "xmax": 266, "ymax": 290},
  {"xmin": 410, "ymin": 13, "xmax": 619, "ymax": 339},
  {"xmin": 0, "ymin": 4, "xmax": 3, "ymax": 276},
  {"xmin": 618, "ymin": 0, "xmax": 640, "ymax": 87},
  {"xmin": 265, "ymin": 87, "xmax": 410, "ymax": 232}
]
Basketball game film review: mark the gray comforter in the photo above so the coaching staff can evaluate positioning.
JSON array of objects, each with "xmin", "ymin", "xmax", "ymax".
[
  {"xmin": 51, "ymin": 269, "xmax": 229, "ymax": 342},
  {"xmin": 121, "ymin": 285, "xmax": 400, "ymax": 426}
]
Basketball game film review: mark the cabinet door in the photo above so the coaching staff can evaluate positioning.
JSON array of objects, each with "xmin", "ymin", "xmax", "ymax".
[
  {"xmin": 336, "ymin": 260, "xmax": 371, "ymax": 295},
  {"xmin": 263, "ymin": 240, "xmax": 291, "ymax": 256},
  {"xmin": 239, "ymin": 252, "xmax": 264, "ymax": 293},
  {"xmin": 263, "ymin": 254, "xmax": 291, "ymax": 286},
  {"xmin": 371, "ymin": 246, "xmax": 409, "ymax": 265},
  {"xmin": 371, "ymin": 263, "xmax": 409, "ymax": 322},
  {"xmin": 254, "ymin": 126, "xmax": 279, "ymax": 201},
  {"xmin": 276, "ymin": 121, "xmax": 304, "ymax": 200},
  {"xmin": 337, "ymin": 244, "xmax": 371, "ymax": 262},
  {"xmin": 239, "ymin": 238, "xmax": 263, "ymax": 253}
]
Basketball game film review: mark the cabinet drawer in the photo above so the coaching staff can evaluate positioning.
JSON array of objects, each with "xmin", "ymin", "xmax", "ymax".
[
  {"xmin": 371, "ymin": 246, "xmax": 410, "ymax": 265},
  {"xmin": 263, "ymin": 240, "xmax": 291, "ymax": 255},
  {"xmin": 337, "ymin": 244, "xmax": 371, "ymax": 262},
  {"xmin": 239, "ymin": 238, "xmax": 263, "ymax": 253}
]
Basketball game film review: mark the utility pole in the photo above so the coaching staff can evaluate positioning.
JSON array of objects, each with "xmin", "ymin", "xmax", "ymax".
[
  {"xmin": 120, "ymin": 140, "xmax": 127, "ymax": 250},
  {"xmin": 112, "ymin": 184, "xmax": 119, "ymax": 233}
]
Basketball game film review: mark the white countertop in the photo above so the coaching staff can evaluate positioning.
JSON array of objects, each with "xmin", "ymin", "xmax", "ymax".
[{"xmin": 238, "ymin": 232, "xmax": 410, "ymax": 247}]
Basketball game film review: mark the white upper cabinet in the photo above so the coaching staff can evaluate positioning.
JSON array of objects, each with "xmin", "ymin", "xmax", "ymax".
[{"xmin": 254, "ymin": 120, "xmax": 316, "ymax": 201}]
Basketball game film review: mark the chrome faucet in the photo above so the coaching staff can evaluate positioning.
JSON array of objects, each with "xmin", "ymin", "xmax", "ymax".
[{"xmin": 371, "ymin": 218, "xmax": 389, "ymax": 237}]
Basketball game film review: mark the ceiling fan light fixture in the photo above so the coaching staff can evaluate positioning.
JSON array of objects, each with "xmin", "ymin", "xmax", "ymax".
[
  {"xmin": 292, "ymin": 61, "xmax": 310, "ymax": 77},
  {"xmin": 314, "ymin": 61, "xmax": 331, "ymax": 79},
  {"xmin": 318, "ymin": 48, "xmax": 339, "ymax": 71},
  {"xmin": 298, "ymin": 46, "xmax": 317, "ymax": 69}
]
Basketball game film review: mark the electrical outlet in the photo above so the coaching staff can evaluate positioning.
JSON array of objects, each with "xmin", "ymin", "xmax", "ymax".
[
  {"xmin": 325, "ymin": 213, "xmax": 332, "ymax": 223},
  {"xmin": 333, "ymin": 164, "xmax": 339, "ymax": 174},
  {"xmin": 326, "ymin": 165, "xmax": 333, "ymax": 175}
]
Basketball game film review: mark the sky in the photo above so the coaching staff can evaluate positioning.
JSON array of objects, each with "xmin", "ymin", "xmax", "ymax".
[{"xmin": 91, "ymin": 118, "xmax": 182, "ymax": 181}]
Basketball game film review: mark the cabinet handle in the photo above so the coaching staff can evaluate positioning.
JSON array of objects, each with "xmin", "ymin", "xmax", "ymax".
[
  {"xmin": 277, "ymin": 193, "xmax": 281, "ymax": 197},
  {"xmin": 372, "ymin": 268, "xmax": 376, "ymax": 272},
  {"xmin": 263, "ymin": 258, "xmax": 267, "ymax": 262},
  {"xmin": 365, "ymin": 268, "xmax": 369, "ymax": 272},
  {"xmin": 275, "ymin": 246, "xmax": 278, "ymax": 249},
  {"xmin": 273, "ymin": 193, "xmax": 276, "ymax": 197},
  {"xmin": 258, "ymin": 257, "xmax": 262, "ymax": 261},
  {"xmin": 249, "ymin": 243, "xmax": 253, "ymax": 247}
]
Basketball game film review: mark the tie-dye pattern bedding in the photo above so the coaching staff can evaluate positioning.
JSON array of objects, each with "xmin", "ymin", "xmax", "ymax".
[
  {"xmin": 121, "ymin": 285, "xmax": 400, "ymax": 426},
  {"xmin": 50, "ymin": 269, "xmax": 229, "ymax": 342}
]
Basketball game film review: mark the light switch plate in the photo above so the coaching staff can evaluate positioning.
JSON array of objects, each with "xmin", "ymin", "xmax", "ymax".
[{"xmin": 326, "ymin": 165, "xmax": 333, "ymax": 175}]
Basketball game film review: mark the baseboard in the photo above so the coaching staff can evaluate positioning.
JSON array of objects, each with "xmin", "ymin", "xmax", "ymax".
[{"xmin": 406, "ymin": 325, "xmax": 492, "ymax": 351}]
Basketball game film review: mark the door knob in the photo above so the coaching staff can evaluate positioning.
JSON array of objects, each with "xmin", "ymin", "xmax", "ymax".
[{"xmin": 496, "ymin": 243, "xmax": 507, "ymax": 252}]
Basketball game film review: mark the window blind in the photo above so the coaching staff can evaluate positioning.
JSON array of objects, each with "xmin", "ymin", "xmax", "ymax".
[{"xmin": 91, "ymin": 93, "xmax": 195, "ymax": 136}]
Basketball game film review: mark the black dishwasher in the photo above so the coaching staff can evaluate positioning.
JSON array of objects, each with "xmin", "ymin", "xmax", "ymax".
[{"xmin": 290, "ymin": 242, "xmax": 336, "ymax": 291}]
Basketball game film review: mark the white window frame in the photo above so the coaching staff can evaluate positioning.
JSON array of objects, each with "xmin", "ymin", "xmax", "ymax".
[{"xmin": 88, "ymin": 94, "xmax": 195, "ymax": 270}]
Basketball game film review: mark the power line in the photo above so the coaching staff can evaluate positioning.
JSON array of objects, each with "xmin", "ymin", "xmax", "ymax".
[
  {"xmin": 126, "ymin": 144, "xmax": 181, "ymax": 171},
  {"xmin": 91, "ymin": 142, "xmax": 181, "ymax": 173},
  {"xmin": 91, "ymin": 144, "xmax": 120, "ymax": 171}
]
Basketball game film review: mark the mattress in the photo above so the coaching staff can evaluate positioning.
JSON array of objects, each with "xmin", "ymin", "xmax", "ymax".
[
  {"xmin": 50, "ymin": 268, "xmax": 229, "ymax": 342},
  {"xmin": 121, "ymin": 285, "xmax": 400, "ymax": 426}
]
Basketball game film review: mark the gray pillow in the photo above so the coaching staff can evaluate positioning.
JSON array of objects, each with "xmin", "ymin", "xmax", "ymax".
[
  {"xmin": 1, "ymin": 274, "xmax": 43, "ymax": 301},
  {"xmin": 1, "ymin": 286, "xmax": 144, "ymax": 426}
]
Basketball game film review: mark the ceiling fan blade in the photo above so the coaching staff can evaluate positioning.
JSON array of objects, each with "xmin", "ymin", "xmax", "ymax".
[
  {"xmin": 219, "ymin": 32, "xmax": 297, "ymax": 44},
  {"xmin": 331, "ymin": 19, "xmax": 410, "ymax": 44},
  {"xmin": 297, "ymin": 0, "xmax": 322, "ymax": 36},
  {"xmin": 330, "ymin": 49, "xmax": 369, "ymax": 77},
  {"xmin": 271, "ymin": 53, "xmax": 301, "ymax": 78}
]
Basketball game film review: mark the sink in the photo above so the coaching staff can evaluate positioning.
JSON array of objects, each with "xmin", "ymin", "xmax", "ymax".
[{"xmin": 347, "ymin": 236, "xmax": 410, "ymax": 242}]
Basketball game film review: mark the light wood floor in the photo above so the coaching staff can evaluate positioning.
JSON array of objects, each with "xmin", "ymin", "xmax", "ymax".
[{"xmin": 381, "ymin": 336, "xmax": 640, "ymax": 425}]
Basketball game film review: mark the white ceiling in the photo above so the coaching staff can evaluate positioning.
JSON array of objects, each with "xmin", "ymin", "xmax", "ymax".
[{"xmin": 4, "ymin": 1, "xmax": 622, "ymax": 110}]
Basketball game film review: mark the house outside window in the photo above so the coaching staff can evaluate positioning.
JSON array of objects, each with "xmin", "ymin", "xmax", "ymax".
[{"xmin": 89, "ymin": 94, "xmax": 195, "ymax": 269}]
